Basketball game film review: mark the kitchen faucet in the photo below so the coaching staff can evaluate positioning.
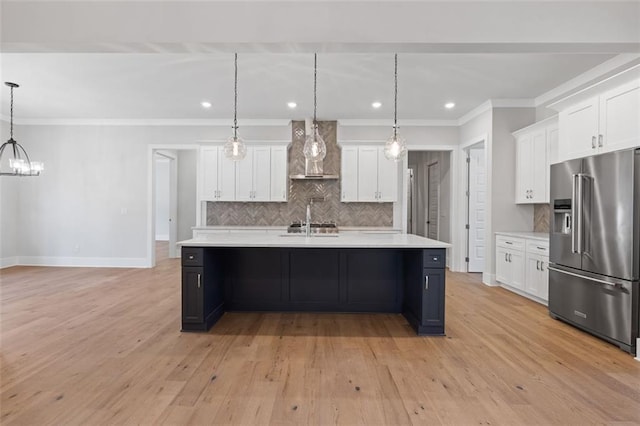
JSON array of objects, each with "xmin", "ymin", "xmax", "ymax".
[{"xmin": 305, "ymin": 197, "xmax": 325, "ymax": 237}]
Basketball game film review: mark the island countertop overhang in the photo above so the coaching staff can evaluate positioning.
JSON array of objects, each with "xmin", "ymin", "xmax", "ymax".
[{"xmin": 178, "ymin": 232, "xmax": 451, "ymax": 249}]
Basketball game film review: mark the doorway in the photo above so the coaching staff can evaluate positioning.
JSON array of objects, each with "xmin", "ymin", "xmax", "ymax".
[
  {"xmin": 149, "ymin": 147, "xmax": 198, "ymax": 267},
  {"xmin": 466, "ymin": 144, "xmax": 486, "ymax": 273}
]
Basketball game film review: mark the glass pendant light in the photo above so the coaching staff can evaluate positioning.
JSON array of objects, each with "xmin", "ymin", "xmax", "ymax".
[
  {"xmin": 303, "ymin": 53, "xmax": 327, "ymax": 161},
  {"xmin": 223, "ymin": 53, "xmax": 247, "ymax": 161},
  {"xmin": 384, "ymin": 54, "xmax": 407, "ymax": 161},
  {"xmin": 0, "ymin": 82, "xmax": 44, "ymax": 176}
]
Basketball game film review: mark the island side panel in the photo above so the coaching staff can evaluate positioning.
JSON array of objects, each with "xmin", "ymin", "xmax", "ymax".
[{"xmin": 402, "ymin": 248, "xmax": 446, "ymax": 336}]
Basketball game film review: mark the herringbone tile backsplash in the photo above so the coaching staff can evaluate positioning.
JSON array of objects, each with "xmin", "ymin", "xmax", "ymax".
[
  {"xmin": 207, "ymin": 121, "xmax": 393, "ymax": 227},
  {"xmin": 533, "ymin": 204, "xmax": 550, "ymax": 233}
]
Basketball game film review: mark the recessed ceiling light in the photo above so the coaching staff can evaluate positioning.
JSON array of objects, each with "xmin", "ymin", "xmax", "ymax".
[
  {"xmin": 444, "ymin": 102, "xmax": 455, "ymax": 109},
  {"xmin": 201, "ymin": 101, "xmax": 212, "ymax": 109},
  {"xmin": 287, "ymin": 102, "xmax": 297, "ymax": 109},
  {"xmin": 372, "ymin": 101, "xmax": 382, "ymax": 109}
]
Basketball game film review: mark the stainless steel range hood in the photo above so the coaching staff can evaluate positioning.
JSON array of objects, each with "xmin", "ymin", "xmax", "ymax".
[{"xmin": 289, "ymin": 119, "xmax": 339, "ymax": 180}]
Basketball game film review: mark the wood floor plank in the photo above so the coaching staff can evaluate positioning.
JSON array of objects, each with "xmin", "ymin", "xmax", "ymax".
[{"xmin": 1, "ymin": 244, "xmax": 639, "ymax": 425}]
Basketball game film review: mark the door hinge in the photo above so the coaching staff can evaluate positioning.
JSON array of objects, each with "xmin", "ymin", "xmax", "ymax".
[
  {"xmin": 466, "ymin": 157, "xmax": 470, "ymax": 163},
  {"xmin": 465, "ymin": 257, "xmax": 469, "ymax": 262},
  {"xmin": 465, "ymin": 191, "xmax": 469, "ymax": 197},
  {"xmin": 465, "ymin": 224, "xmax": 469, "ymax": 229}
]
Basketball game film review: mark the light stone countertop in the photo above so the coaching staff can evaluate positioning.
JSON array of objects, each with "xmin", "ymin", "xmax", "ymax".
[
  {"xmin": 495, "ymin": 231, "xmax": 550, "ymax": 242},
  {"xmin": 179, "ymin": 232, "xmax": 451, "ymax": 249}
]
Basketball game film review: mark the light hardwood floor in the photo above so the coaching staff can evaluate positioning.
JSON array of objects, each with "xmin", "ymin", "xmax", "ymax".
[{"xmin": 1, "ymin": 248, "xmax": 639, "ymax": 425}]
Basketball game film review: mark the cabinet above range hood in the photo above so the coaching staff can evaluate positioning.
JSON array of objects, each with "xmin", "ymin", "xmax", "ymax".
[{"xmin": 289, "ymin": 118, "xmax": 339, "ymax": 180}]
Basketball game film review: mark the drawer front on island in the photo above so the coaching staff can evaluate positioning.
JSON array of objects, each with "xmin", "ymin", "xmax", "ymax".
[{"xmin": 182, "ymin": 247, "xmax": 204, "ymax": 267}]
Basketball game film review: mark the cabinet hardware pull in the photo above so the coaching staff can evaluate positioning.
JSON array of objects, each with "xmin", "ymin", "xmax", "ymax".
[
  {"xmin": 505, "ymin": 253, "xmax": 508, "ymax": 262},
  {"xmin": 598, "ymin": 134, "xmax": 603, "ymax": 148},
  {"xmin": 425, "ymin": 276, "xmax": 429, "ymax": 290},
  {"xmin": 188, "ymin": 255, "xmax": 194, "ymax": 260},
  {"xmin": 591, "ymin": 136, "xmax": 596, "ymax": 149},
  {"xmin": 537, "ymin": 246, "xmax": 546, "ymax": 250},
  {"xmin": 541, "ymin": 262, "xmax": 544, "ymax": 272},
  {"xmin": 197, "ymin": 274, "xmax": 201, "ymax": 289},
  {"xmin": 508, "ymin": 253, "xmax": 512, "ymax": 262},
  {"xmin": 505, "ymin": 241, "xmax": 512, "ymax": 245},
  {"xmin": 536, "ymin": 260, "xmax": 540, "ymax": 270}
]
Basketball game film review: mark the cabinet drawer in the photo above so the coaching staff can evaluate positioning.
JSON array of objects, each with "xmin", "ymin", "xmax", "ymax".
[
  {"xmin": 182, "ymin": 247, "xmax": 204, "ymax": 266},
  {"xmin": 526, "ymin": 240, "xmax": 549, "ymax": 256},
  {"xmin": 423, "ymin": 249, "xmax": 445, "ymax": 268},
  {"xmin": 496, "ymin": 236, "xmax": 525, "ymax": 251}
]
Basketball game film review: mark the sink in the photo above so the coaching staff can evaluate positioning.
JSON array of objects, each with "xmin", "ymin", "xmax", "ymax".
[{"xmin": 287, "ymin": 222, "xmax": 339, "ymax": 234}]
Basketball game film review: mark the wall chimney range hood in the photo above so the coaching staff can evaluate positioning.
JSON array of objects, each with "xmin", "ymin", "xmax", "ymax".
[{"xmin": 290, "ymin": 119, "xmax": 339, "ymax": 180}]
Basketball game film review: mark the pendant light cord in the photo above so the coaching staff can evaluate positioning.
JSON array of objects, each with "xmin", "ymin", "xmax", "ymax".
[
  {"xmin": 313, "ymin": 53, "xmax": 317, "ymax": 126},
  {"xmin": 233, "ymin": 52, "xmax": 238, "ymax": 139},
  {"xmin": 9, "ymin": 85, "xmax": 14, "ymax": 140},
  {"xmin": 394, "ymin": 53, "xmax": 398, "ymax": 138}
]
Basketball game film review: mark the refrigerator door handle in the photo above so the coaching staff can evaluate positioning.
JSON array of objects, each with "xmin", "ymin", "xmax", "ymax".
[
  {"xmin": 577, "ymin": 173, "xmax": 584, "ymax": 254},
  {"xmin": 547, "ymin": 266, "xmax": 626, "ymax": 291},
  {"xmin": 571, "ymin": 173, "xmax": 580, "ymax": 253}
]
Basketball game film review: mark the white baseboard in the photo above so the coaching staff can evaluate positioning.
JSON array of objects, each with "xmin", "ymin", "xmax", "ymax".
[
  {"xmin": 16, "ymin": 256, "xmax": 149, "ymax": 268},
  {"xmin": 636, "ymin": 339, "xmax": 639, "ymax": 362},
  {"xmin": 0, "ymin": 256, "xmax": 19, "ymax": 269},
  {"xmin": 482, "ymin": 273, "xmax": 499, "ymax": 286}
]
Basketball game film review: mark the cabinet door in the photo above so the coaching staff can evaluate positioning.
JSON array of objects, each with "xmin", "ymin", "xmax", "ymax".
[
  {"xmin": 357, "ymin": 147, "xmax": 379, "ymax": 201},
  {"xmin": 200, "ymin": 147, "xmax": 219, "ymax": 200},
  {"xmin": 538, "ymin": 258, "xmax": 549, "ymax": 301},
  {"xmin": 235, "ymin": 147, "xmax": 255, "ymax": 201},
  {"xmin": 341, "ymin": 146, "xmax": 359, "ymax": 202},
  {"xmin": 252, "ymin": 147, "xmax": 271, "ymax": 201},
  {"xmin": 530, "ymin": 130, "xmax": 547, "ymax": 203},
  {"xmin": 496, "ymin": 247, "xmax": 509, "ymax": 284},
  {"xmin": 217, "ymin": 149, "xmax": 236, "ymax": 201},
  {"xmin": 546, "ymin": 125, "xmax": 559, "ymax": 202},
  {"xmin": 515, "ymin": 135, "xmax": 532, "ymax": 204},
  {"xmin": 599, "ymin": 80, "xmax": 640, "ymax": 154},
  {"xmin": 270, "ymin": 146, "xmax": 288, "ymax": 202},
  {"xmin": 182, "ymin": 267, "xmax": 204, "ymax": 323},
  {"xmin": 525, "ymin": 254, "xmax": 543, "ymax": 296},
  {"xmin": 509, "ymin": 250, "xmax": 525, "ymax": 291},
  {"xmin": 422, "ymin": 268, "xmax": 445, "ymax": 328},
  {"xmin": 559, "ymin": 97, "xmax": 599, "ymax": 161},
  {"xmin": 377, "ymin": 148, "xmax": 398, "ymax": 202}
]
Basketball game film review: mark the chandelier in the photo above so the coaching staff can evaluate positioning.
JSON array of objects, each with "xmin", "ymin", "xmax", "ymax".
[{"xmin": 0, "ymin": 82, "xmax": 43, "ymax": 176}]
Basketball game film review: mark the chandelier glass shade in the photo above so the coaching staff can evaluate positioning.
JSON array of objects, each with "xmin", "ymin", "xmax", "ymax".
[
  {"xmin": 303, "ymin": 53, "xmax": 327, "ymax": 162},
  {"xmin": 224, "ymin": 53, "xmax": 247, "ymax": 161},
  {"xmin": 383, "ymin": 54, "xmax": 407, "ymax": 161},
  {"xmin": 0, "ymin": 82, "xmax": 43, "ymax": 176}
]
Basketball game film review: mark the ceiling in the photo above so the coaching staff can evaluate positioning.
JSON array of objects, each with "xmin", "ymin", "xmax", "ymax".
[
  {"xmin": 0, "ymin": 52, "xmax": 617, "ymax": 121},
  {"xmin": 2, "ymin": 1, "xmax": 637, "ymax": 122}
]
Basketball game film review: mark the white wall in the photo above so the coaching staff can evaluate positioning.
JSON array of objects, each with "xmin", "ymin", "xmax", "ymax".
[
  {"xmin": 0, "ymin": 120, "xmax": 19, "ymax": 267},
  {"xmin": 154, "ymin": 156, "xmax": 170, "ymax": 240},
  {"xmin": 339, "ymin": 125, "xmax": 458, "ymax": 147},
  {"xmin": 6, "ymin": 123, "xmax": 289, "ymax": 267},
  {"xmin": 177, "ymin": 150, "xmax": 197, "ymax": 242}
]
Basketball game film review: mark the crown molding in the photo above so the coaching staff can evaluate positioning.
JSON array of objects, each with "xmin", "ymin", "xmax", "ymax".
[
  {"xmin": 337, "ymin": 119, "xmax": 458, "ymax": 127},
  {"xmin": 6, "ymin": 118, "xmax": 293, "ymax": 127},
  {"xmin": 535, "ymin": 53, "xmax": 640, "ymax": 107},
  {"xmin": 456, "ymin": 100, "xmax": 492, "ymax": 126}
]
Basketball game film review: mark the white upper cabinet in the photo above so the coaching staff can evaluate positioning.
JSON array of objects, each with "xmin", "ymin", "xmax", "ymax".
[
  {"xmin": 556, "ymin": 78, "xmax": 640, "ymax": 162},
  {"xmin": 200, "ymin": 146, "xmax": 236, "ymax": 201},
  {"xmin": 513, "ymin": 117, "xmax": 557, "ymax": 204},
  {"xmin": 199, "ymin": 143, "xmax": 288, "ymax": 203},
  {"xmin": 341, "ymin": 144, "xmax": 399, "ymax": 203},
  {"xmin": 340, "ymin": 146, "xmax": 358, "ymax": 202},
  {"xmin": 270, "ymin": 146, "xmax": 288, "ymax": 202},
  {"xmin": 236, "ymin": 146, "xmax": 271, "ymax": 201}
]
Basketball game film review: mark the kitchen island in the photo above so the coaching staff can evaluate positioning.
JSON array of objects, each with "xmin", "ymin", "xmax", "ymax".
[{"xmin": 179, "ymin": 233, "xmax": 451, "ymax": 336}]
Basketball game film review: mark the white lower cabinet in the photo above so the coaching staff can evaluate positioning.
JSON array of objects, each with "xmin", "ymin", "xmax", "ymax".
[{"xmin": 495, "ymin": 234, "xmax": 549, "ymax": 304}]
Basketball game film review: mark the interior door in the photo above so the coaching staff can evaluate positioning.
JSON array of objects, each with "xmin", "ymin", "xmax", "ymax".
[
  {"xmin": 426, "ymin": 162, "xmax": 439, "ymax": 240},
  {"xmin": 468, "ymin": 148, "xmax": 486, "ymax": 272}
]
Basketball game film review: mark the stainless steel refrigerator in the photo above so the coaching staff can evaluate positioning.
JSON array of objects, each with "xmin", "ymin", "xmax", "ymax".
[{"xmin": 549, "ymin": 148, "xmax": 639, "ymax": 354}]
